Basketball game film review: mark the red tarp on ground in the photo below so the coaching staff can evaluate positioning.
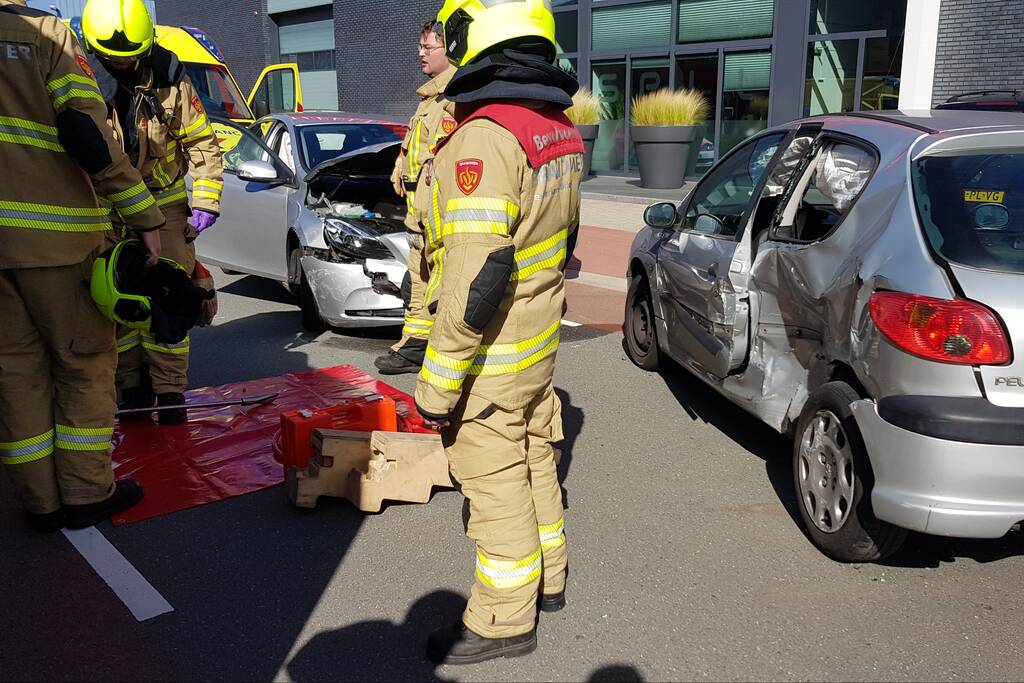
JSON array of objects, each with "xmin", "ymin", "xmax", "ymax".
[{"xmin": 110, "ymin": 366, "xmax": 426, "ymax": 525}]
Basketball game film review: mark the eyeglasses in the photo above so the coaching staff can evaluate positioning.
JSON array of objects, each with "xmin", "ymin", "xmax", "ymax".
[{"xmin": 418, "ymin": 44, "xmax": 444, "ymax": 55}]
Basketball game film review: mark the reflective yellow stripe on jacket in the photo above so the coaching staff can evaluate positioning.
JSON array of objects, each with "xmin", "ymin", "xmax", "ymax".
[
  {"xmin": 152, "ymin": 179, "xmax": 188, "ymax": 207},
  {"xmin": 0, "ymin": 430, "xmax": 54, "ymax": 465},
  {"xmin": 176, "ymin": 113, "xmax": 211, "ymax": 144},
  {"xmin": 443, "ymin": 197, "xmax": 520, "ymax": 237},
  {"xmin": 105, "ymin": 181, "xmax": 157, "ymax": 217},
  {"xmin": 0, "ymin": 200, "xmax": 111, "ymax": 233},
  {"xmin": 419, "ymin": 320, "xmax": 561, "ymax": 391},
  {"xmin": 46, "ymin": 73, "xmax": 104, "ymax": 110},
  {"xmin": 0, "ymin": 116, "xmax": 64, "ymax": 152},
  {"xmin": 192, "ymin": 179, "xmax": 223, "ymax": 204}
]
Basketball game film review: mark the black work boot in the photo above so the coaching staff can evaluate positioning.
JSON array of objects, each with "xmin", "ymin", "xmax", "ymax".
[
  {"xmin": 64, "ymin": 479, "xmax": 144, "ymax": 529},
  {"xmin": 427, "ymin": 621, "xmax": 537, "ymax": 665},
  {"xmin": 539, "ymin": 591, "xmax": 567, "ymax": 613},
  {"xmin": 27, "ymin": 509, "xmax": 66, "ymax": 533},
  {"xmin": 156, "ymin": 393, "xmax": 187, "ymax": 425},
  {"xmin": 118, "ymin": 385, "xmax": 155, "ymax": 422},
  {"xmin": 374, "ymin": 350, "xmax": 422, "ymax": 375}
]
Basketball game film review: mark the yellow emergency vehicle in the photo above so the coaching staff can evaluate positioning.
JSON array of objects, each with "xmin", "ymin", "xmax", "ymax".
[{"xmin": 67, "ymin": 17, "xmax": 304, "ymax": 128}]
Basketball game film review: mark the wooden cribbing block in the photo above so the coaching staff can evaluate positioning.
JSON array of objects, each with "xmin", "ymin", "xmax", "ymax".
[{"xmin": 286, "ymin": 430, "xmax": 452, "ymax": 512}]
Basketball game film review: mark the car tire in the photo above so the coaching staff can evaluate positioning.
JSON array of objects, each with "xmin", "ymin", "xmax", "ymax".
[
  {"xmin": 287, "ymin": 246, "xmax": 302, "ymax": 298},
  {"xmin": 793, "ymin": 382, "xmax": 907, "ymax": 563},
  {"xmin": 298, "ymin": 265, "xmax": 327, "ymax": 333},
  {"xmin": 624, "ymin": 274, "xmax": 660, "ymax": 371}
]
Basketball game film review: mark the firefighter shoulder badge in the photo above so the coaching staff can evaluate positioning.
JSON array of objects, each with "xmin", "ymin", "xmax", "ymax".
[
  {"xmin": 76, "ymin": 54, "xmax": 94, "ymax": 80},
  {"xmin": 455, "ymin": 158, "xmax": 482, "ymax": 195},
  {"xmin": 191, "ymin": 95, "xmax": 205, "ymax": 115},
  {"xmin": 441, "ymin": 116, "xmax": 457, "ymax": 136}
]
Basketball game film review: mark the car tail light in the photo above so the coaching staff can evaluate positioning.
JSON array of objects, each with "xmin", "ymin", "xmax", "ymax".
[{"xmin": 869, "ymin": 292, "xmax": 1011, "ymax": 365}]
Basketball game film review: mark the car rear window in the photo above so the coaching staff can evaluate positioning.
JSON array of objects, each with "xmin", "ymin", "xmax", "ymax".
[
  {"xmin": 912, "ymin": 151, "xmax": 1024, "ymax": 273},
  {"xmin": 299, "ymin": 124, "xmax": 405, "ymax": 169}
]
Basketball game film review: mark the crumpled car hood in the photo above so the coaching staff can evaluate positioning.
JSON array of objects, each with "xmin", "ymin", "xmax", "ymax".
[{"xmin": 304, "ymin": 141, "xmax": 403, "ymax": 185}]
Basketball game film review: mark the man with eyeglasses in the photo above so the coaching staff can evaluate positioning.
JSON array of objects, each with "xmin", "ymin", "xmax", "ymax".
[{"xmin": 376, "ymin": 20, "xmax": 457, "ymax": 376}]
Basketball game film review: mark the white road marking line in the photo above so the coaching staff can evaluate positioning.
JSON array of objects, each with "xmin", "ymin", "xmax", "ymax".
[
  {"xmin": 561, "ymin": 319, "xmax": 582, "ymax": 327},
  {"xmin": 62, "ymin": 526, "xmax": 174, "ymax": 622}
]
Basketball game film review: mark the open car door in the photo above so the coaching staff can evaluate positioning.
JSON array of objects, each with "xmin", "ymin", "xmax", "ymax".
[
  {"xmin": 656, "ymin": 132, "xmax": 789, "ymax": 379},
  {"xmin": 247, "ymin": 64, "xmax": 304, "ymax": 118}
]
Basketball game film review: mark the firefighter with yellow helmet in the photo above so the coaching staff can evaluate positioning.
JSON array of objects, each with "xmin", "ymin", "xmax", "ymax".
[
  {"xmin": 416, "ymin": 0, "xmax": 583, "ymax": 664},
  {"xmin": 375, "ymin": 19, "xmax": 457, "ymax": 375},
  {"xmin": 81, "ymin": 0, "xmax": 224, "ymax": 424},
  {"xmin": 0, "ymin": 0, "xmax": 164, "ymax": 532}
]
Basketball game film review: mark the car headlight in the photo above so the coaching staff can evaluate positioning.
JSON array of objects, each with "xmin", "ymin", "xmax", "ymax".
[{"xmin": 324, "ymin": 218, "xmax": 392, "ymax": 260}]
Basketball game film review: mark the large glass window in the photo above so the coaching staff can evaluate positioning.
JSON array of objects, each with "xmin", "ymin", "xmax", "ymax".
[
  {"xmin": 591, "ymin": 61, "xmax": 626, "ymax": 174},
  {"xmin": 861, "ymin": 36, "xmax": 902, "ymax": 111},
  {"xmin": 678, "ymin": 0, "xmax": 773, "ymax": 44},
  {"xmin": 804, "ymin": 40, "xmax": 857, "ymax": 116},
  {"xmin": 676, "ymin": 54, "xmax": 718, "ymax": 176},
  {"xmin": 721, "ymin": 51, "xmax": 771, "ymax": 155},
  {"xmin": 592, "ymin": 1, "xmax": 671, "ymax": 51},
  {"xmin": 809, "ymin": 0, "xmax": 907, "ymax": 35},
  {"xmin": 278, "ymin": 17, "xmax": 338, "ymax": 110},
  {"xmin": 554, "ymin": 10, "xmax": 578, "ymax": 53}
]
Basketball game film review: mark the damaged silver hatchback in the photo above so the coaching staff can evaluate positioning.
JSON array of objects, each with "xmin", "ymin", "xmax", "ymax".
[{"xmin": 626, "ymin": 110, "xmax": 1024, "ymax": 562}]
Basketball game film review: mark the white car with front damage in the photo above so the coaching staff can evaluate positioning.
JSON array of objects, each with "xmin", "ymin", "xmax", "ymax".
[{"xmin": 196, "ymin": 114, "xmax": 411, "ymax": 331}]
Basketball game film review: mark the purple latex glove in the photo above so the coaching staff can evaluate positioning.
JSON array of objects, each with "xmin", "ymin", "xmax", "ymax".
[{"xmin": 191, "ymin": 209, "xmax": 217, "ymax": 234}]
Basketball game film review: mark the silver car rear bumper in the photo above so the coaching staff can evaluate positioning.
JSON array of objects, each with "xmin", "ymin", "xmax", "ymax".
[
  {"xmin": 301, "ymin": 255, "xmax": 404, "ymax": 328},
  {"xmin": 851, "ymin": 399, "xmax": 1024, "ymax": 539}
]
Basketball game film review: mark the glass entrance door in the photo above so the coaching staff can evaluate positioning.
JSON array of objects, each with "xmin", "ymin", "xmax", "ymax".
[
  {"xmin": 676, "ymin": 53, "xmax": 718, "ymax": 175},
  {"xmin": 591, "ymin": 60, "xmax": 627, "ymax": 175}
]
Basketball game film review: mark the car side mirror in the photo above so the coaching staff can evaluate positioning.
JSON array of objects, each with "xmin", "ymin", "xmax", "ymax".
[
  {"xmin": 252, "ymin": 99, "xmax": 271, "ymax": 119},
  {"xmin": 237, "ymin": 160, "xmax": 286, "ymax": 185},
  {"xmin": 644, "ymin": 202, "xmax": 677, "ymax": 229},
  {"xmin": 694, "ymin": 213, "xmax": 725, "ymax": 235}
]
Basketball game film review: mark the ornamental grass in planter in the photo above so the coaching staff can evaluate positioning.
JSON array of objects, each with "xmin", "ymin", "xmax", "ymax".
[
  {"xmin": 631, "ymin": 89, "xmax": 709, "ymax": 189},
  {"xmin": 565, "ymin": 88, "xmax": 602, "ymax": 177}
]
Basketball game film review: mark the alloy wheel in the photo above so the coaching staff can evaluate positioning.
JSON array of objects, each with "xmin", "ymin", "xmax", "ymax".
[{"xmin": 797, "ymin": 410, "xmax": 855, "ymax": 534}]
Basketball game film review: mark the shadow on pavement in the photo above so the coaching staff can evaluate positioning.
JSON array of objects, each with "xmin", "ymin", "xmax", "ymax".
[
  {"xmin": 650, "ymin": 353, "xmax": 800, "ymax": 528},
  {"xmin": 556, "ymin": 388, "xmax": 583, "ymax": 510},
  {"xmin": 285, "ymin": 589, "xmax": 465, "ymax": 682},
  {"xmin": 219, "ymin": 274, "xmax": 297, "ymax": 305},
  {"xmin": 882, "ymin": 528, "xmax": 1024, "ymax": 568},
  {"xmin": 589, "ymin": 664, "xmax": 646, "ymax": 682}
]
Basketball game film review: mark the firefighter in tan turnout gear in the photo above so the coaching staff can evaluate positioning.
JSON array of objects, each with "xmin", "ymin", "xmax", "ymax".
[
  {"xmin": 415, "ymin": 0, "xmax": 583, "ymax": 665},
  {"xmin": 375, "ymin": 19, "xmax": 458, "ymax": 375},
  {"xmin": 0, "ymin": 0, "xmax": 164, "ymax": 532},
  {"xmin": 82, "ymin": 0, "xmax": 224, "ymax": 424}
]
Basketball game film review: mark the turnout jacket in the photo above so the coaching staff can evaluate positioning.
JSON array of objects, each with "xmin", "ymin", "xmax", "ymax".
[
  {"xmin": 0, "ymin": 0, "xmax": 163, "ymax": 269},
  {"xmin": 103, "ymin": 46, "xmax": 224, "ymax": 215},
  {"xmin": 415, "ymin": 103, "xmax": 584, "ymax": 418},
  {"xmin": 391, "ymin": 65, "xmax": 457, "ymax": 231}
]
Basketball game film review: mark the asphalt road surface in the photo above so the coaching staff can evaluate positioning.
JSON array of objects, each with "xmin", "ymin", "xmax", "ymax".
[{"xmin": 4, "ymin": 269, "xmax": 1024, "ymax": 683}]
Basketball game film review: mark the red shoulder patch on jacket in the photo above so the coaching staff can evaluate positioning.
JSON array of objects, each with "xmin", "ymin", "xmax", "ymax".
[
  {"xmin": 191, "ymin": 95, "xmax": 205, "ymax": 115},
  {"xmin": 456, "ymin": 158, "xmax": 483, "ymax": 195},
  {"xmin": 441, "ymin": 116, "xmax": 457, "ymax": 135},
  {"xmin": 75, "ymin": 54, "xmax": 94, "ymax": 79},
  {"xmin": 438, "ymin": 104, "xmax": 584, "ymax": 168}
]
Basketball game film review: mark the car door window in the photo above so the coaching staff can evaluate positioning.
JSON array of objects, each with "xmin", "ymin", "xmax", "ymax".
[
  {"xmin": 217, "ymin": 118, "xmax": 291, "ymax": 178},
  {"xmin": 778, "ymin": 141, "xmax": 876, "ymax": 243},
  {"xmin": 268, "ymin": 124, "xmax": 297, "ymax": 174},
  {"xmin": 683, "ymin": 133, "xmax": 786, "ymax": 237}
]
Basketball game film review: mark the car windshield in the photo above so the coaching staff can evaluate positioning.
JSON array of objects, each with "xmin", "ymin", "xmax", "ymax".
[
  {"xmin": 912, "ymin": 149, "xmax": 1024, "ymax": 273},
  {"xmin": 298, "ymin": 124, "xmax": 405, "ymax": 170},
  {"xmin": 183, "ymin": 63, "xmax": 253, "ymax": 121}
]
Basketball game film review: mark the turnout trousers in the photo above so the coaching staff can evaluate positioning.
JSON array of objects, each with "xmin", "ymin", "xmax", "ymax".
[
  {"xmin": 0, "ymin": 256, "xmax": 117, "ymax": 514},
  {"xmin": 391, "ymin": 226, "xmax": 434, "ymax": 364},
  {"xmin": 442, "ymin": 383, "xmax": 568, "ymax": 638},
  {"xmin": 115, "ymin": 202, "xmax": 196, "ymax": 394}
]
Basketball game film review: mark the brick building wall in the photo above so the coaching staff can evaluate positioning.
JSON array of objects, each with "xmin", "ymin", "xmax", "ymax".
[
  {"xmin": 334, "ymin": 0, "xmax": 439, "ymax": 118},
  {"xmin": 154, "ymin": 0, "xmax": 272, "ymax": 94},
  {"xmin": 932, "ymin": 0, "xmax": 1024, "ymax": 105}
]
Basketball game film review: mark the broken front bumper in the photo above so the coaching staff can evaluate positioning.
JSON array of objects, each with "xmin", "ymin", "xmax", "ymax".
[
  {"xmin": 300, "ymin": 255, "xmax": 404, "ymax": 328},
  {"xmin": 851, "ymin": 399, "xmax": 1024, "ymax": 539}
]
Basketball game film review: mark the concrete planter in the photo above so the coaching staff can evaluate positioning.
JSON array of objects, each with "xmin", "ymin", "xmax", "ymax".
[
  {"xmin": 631, "ymin": 125, "xmax": 696, "ymax": 189},
  {"xmin": 576, "ymin": 124, "xmax": 599, "ymax": 178}
]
